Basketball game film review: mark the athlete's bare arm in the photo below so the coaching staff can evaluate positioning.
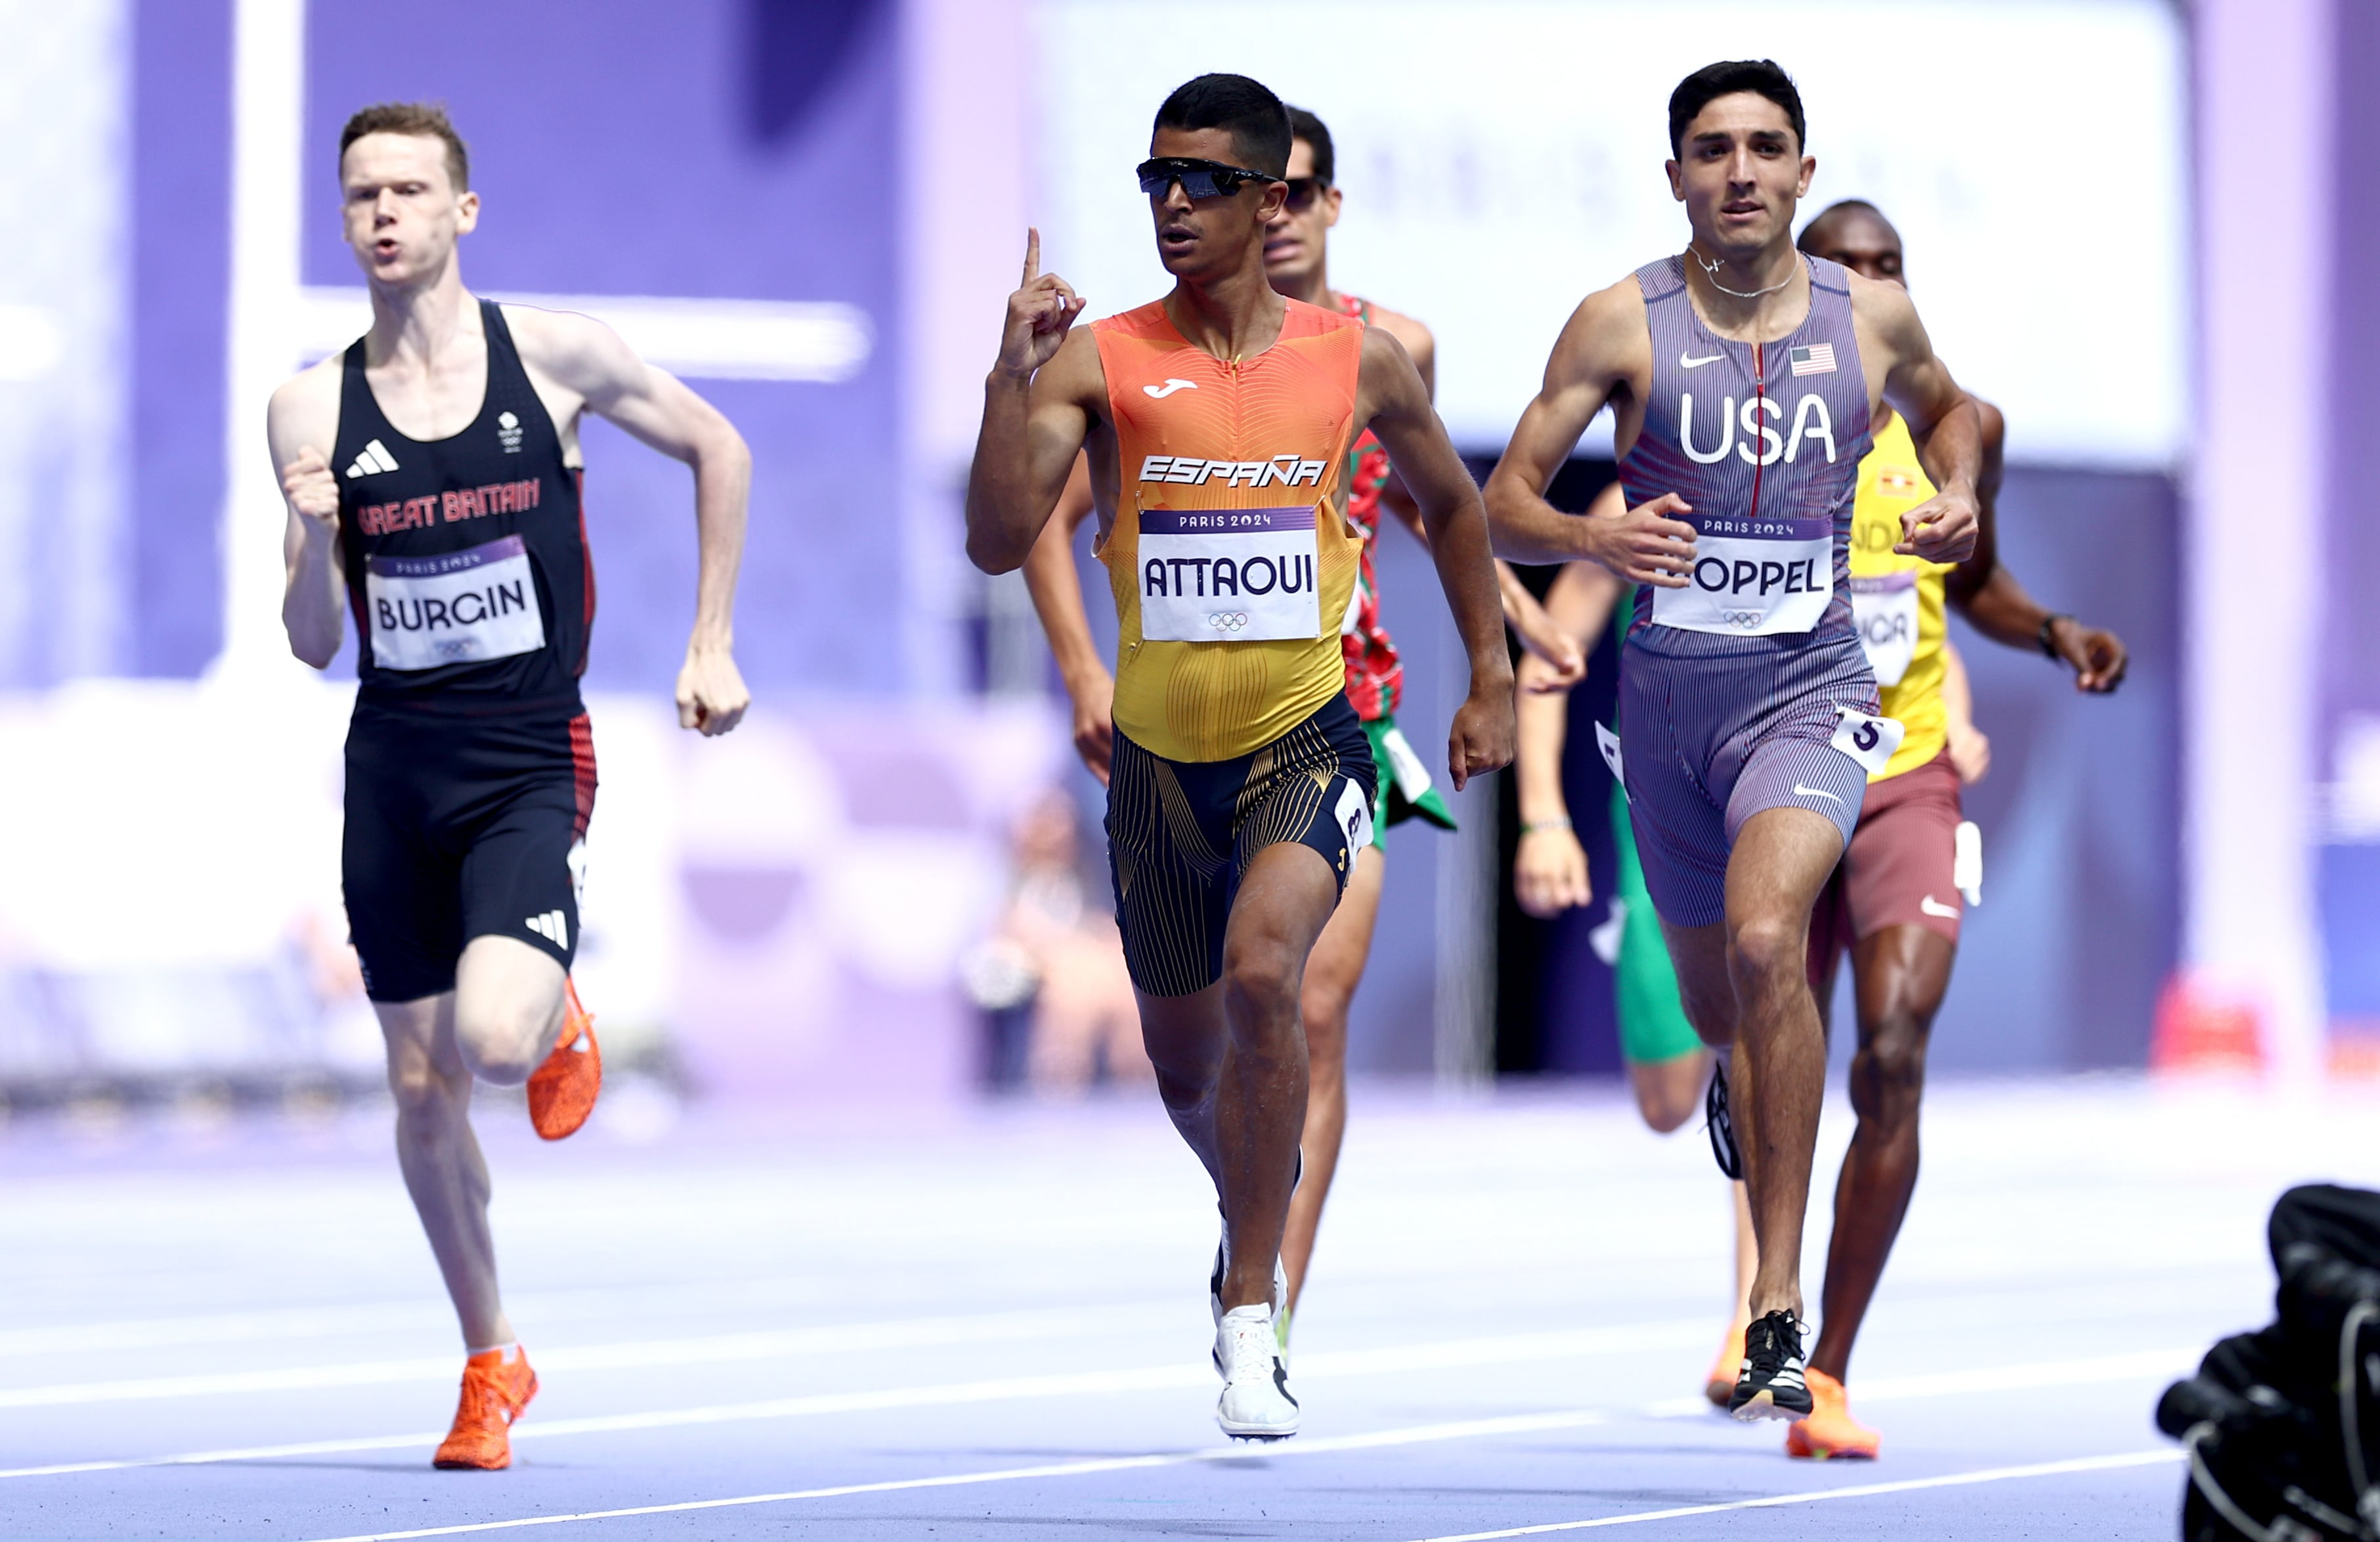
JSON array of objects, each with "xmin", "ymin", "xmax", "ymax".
[
  {"xmin": 1511, "ymin": 545, "xmax": 1626, "ymax": 919},
  {"xmin": 1019, "ymin": 455, "xmax": 1116, "ymax": 782},
  {"xmin": 1483, "ymin": 279, "xmax": 1697, "ymax": 583},
  {"xmin": 1939, "ymin": 400, "xmax": 2127, "ymax": 692},
  {"xmin": 272, "ymin": 359, "xmax": 350, "ymax": 669},
  {"xmin": 1354, "ymin": 324, "xmax": 1514, "ymax": 788},
  {"xmin": 503, "ymin": 305, "xmax": 752, "ymax": 736},
  {"xmin": 968, "ymin": 231, "xmax": 1100, "ymax": 575},
  {"xmin": 1849, "ymin": 276, "xmax": 1981, "ymax": 565}
]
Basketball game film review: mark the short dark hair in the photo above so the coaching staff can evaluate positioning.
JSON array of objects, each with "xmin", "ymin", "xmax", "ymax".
[
  {"xmin": 340, "ymin": 101, "xmax": 471, "ymax": 191},
  {"xmin": 1152, "ymin": 74, "xmax": 1292, "ymax": 178},
  {"xmin": 1796, "ymin": 198, "xmax": 1888, "ymax": 253},
  {"xmin": 1667, "ymin": 60, "xmax": 1806, "ymax": 158},
  {"xmin": 1286, "ymin": 106, "xmax": 1334, "ymax": 186}
]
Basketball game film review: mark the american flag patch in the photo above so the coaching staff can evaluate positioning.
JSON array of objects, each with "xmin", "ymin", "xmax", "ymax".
[{"xmin": 1789, "ymin": 343, "xmax": 1837, "ymax": 376}]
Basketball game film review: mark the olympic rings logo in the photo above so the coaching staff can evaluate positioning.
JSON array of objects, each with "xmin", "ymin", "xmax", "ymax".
[{"xmin": 1206, "ymin": 612, "xmax": 1250, "ymax": 632}]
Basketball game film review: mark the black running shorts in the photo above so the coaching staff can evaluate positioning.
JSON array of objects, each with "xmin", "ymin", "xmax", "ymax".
[
  {"xmin": 341, "ymin": 701, "xmax": 596, "ymax": 1003},
  {"xmin": 1104, "ymin": 692, "xmax": 1377, "ymax": 998}
]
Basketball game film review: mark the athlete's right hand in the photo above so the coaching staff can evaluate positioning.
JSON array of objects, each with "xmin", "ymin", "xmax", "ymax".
[
  {"xmin": 997, "ymin": 228, "xmax": 1087, "ymax": 379},
  {"xmin": 1066, "ymin": 667, "xmax": 1116, "ymax": 786},
  {"xmin": 1513, "ymin": 825, "xmax": 1592, "ymax": 917},
  {"xmin": 281, "ymin": 447, "xmax": 340, "ymax": 530},
  {"xmin": 1586, "ymin": 493, "xmax": 1696, "ymax": 588}
]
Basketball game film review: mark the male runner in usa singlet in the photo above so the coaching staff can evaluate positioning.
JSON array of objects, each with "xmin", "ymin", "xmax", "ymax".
[
  {"xmin": 967, "ymin": 73, "xmax": 1513, "ymax": 1439},
  {"xmin": 1020, "ymin": 104, "xmax": 1575, "ymax": 1367},
  {"xmin": 270, "ymin": 104, "xmax": 751, "ymax": 1469},
  {"xmin": 1484, "ymin": 60, "xmax": 1983, "ymax": 1420}
]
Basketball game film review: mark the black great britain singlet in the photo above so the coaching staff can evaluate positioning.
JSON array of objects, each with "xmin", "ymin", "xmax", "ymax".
[{"xmin": 334, "ymin": 300, "xmax": 593, "ymax": 715}]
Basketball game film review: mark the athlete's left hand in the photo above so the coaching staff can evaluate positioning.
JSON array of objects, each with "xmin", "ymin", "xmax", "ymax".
[
  {"xmin": 1896, "ymin": 486, "xmax": 1980, "ymax": 564},
  {"xmin": 2050, "ymin": 618, "xmax": 2128, "ymax": 693},
  {"xmin": 1447, "ymin": 684, "xmax": 1516, "ymax": 793},
  {"xmin": 677, "ymin": 644, "xmax": 750, "ymax": 736}
]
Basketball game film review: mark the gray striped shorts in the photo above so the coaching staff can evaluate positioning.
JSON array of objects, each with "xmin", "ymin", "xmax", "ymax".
[{"xmin": 1616, "ymin": 628, "xmax": 1877, "ymax": 929}]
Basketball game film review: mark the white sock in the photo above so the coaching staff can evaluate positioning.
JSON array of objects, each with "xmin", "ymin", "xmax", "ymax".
[{"xmin": 467, "ymin": 1340, "xmax": 521, "ymax": 1363}]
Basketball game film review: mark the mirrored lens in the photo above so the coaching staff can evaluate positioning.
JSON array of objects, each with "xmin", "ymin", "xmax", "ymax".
[{"xmin": 1282, "ymin": 177, "xmax": 1324, "ymax": 212}]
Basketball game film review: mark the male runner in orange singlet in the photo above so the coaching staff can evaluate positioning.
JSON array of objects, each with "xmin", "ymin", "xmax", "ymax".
[
  {"xmin": 968, "ymin": 74, "xmax": 1512, "ymax": 1438},
  {"xmin": 1021, "ymin": 105, "xmax": 1576, "ymax": 1361}
]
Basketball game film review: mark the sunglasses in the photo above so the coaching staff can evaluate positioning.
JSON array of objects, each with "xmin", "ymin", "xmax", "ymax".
[
  {"xmin": 1135, "ymin": 157, "xmax": 1282, "ymax": 200},
  {"xmin": 1282, "ymin": 176, "xmax": 1328, "ymax": 213}
]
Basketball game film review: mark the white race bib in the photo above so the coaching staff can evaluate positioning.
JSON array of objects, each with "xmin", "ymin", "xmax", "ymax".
[
  {"xmin": 1830, "ymin": 705, "xmax": 1906, "ymax": 776},
  {"xmin": 365, "ymin": 534, "xmax": 546, "ymax": 671},
  {"xmin": 1649, "ymin": 514, "xmax": 1833, "ymax": 636},
  {"xmin": 1851, "ymin": 571, "xmax": 1920, "ymax": 686},
  {"xmin": 1376, "ymin": 722, "xmax": 1435, "ymax": 804},
  {"xmin": 1136, "ymin": 505, "xmax": 1321, "ymax": 642},
  {"xmin": 1594, "ymin": 722, "xmax": 1626, "ymax": 792}
]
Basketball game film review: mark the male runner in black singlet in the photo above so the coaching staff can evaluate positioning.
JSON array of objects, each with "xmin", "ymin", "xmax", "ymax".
[
  {"xmin": 269, "ymin": 103, "xmax": 751, "ymax": 1470},
  {"xmin": 1484, "ymin": 61, "xmax": 1982, "ymax": 1419}
]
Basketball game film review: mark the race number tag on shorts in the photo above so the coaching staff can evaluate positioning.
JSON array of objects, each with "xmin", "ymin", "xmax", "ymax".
[
  {"xmin": 1137, "ymin": 505, "xmax": 1321, "ymax": 642},
  {"xmin": 1650, "ymin": 515, "xmax": 1832, "ymax": 636},
  {"xmin": 1595, "ymin": 722, "xmax": 1626, "ymax": 793},
  {"xmin": 1851, "ymin": 571, "xmax": 1920, "ymax": 685},
  {"xmin": 1830, "ymin": 705, "xmax": 1906, "ymax": 776},
  {"xmin": 365, "ymin": 534, "xmax": 546, "ymax": 671},
  {"xmin": 1333, "ymin": 777, "xmax": 1375, "ymax": 855}
]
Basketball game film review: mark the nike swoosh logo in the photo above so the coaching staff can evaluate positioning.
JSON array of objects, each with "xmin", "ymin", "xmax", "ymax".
[
  {"xmin": 1143, "ymin": 378, "xmax": 1198, "ymax": 398},
  {"xmin": 1920, "ymin": 894, "xmax": 1960, "ymax": 919},
  {"xmin": 1681, "ymin": 352, "xmax": 1726, "ymax": 370},
  {"xmin": 1792, "ymin": 784, "xmax": 1843, "ymax": 804}
]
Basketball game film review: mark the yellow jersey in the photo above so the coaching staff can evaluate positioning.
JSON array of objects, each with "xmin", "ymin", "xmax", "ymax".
[
  {"xmin": 1091, "ymin": 298, "xmax": 1363, "ymax": 762},
  {"xmin": 1848, "ymin": 410, "xmax": 1957, "ymax": 780}
]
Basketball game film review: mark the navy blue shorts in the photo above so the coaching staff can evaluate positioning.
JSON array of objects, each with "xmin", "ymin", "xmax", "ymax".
[
  {"xmin": 341, "ymin": 701, "xmax": 595, "ymax": 1002},
  {"xmin": 1104, "ymin": 693, "xmax": 1377, "ymax": 998}
]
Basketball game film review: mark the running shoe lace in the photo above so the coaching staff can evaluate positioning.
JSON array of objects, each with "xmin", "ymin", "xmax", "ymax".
[
  {"xmin": 1745, "ymin": 1311, "xmax": 1802, "ymax": 1375},
  {"xmin": 456, "ymin": 1365, "xmax": 511, "ymax": 1428},
  {"xmin": 1221, "ymin": 1315, "xmax": 1277, "ymax": 1382}
]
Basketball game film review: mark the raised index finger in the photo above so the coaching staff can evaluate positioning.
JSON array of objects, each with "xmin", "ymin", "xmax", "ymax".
[{"xmin": 1023, "ymin": 227, "xmax": 1041, "ymax": 285}]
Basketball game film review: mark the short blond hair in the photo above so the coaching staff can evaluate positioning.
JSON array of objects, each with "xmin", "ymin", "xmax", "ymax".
[{"xmin": 339, "ymin": 102, "xmax": 470, "ymax": 191}]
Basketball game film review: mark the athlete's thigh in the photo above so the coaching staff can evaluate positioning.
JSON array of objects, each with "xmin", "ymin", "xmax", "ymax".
[
  {"xmin": 1301, "ymin": 847, "xmax": 1383, "ymax": 1076},
  {"xmin": 1616, "ymin": 647, "xmax": 1730, "ymax": 930},
  {"xmin": 1717, "ymin": 631, "xmax": 1876, "ymax": 852},
  {"xmin": 458, "ymin": 776, "xmax": 585, "ymax": 976},
  {"xmin": 1847, "ymin": 924, "xmax": 1956, "ymax": 1043},
  {"xmin": 1723, "ymin": 805, "xmax": 1850, "ymax": 929},
  {"xmin": 374, "ymin": 992, "xmax": 463, "ymax": 1087},
  {"xmin": 1104, "ymin": 729, "xmax": 1236, "ymax": 999},
  {"xmin": 1657, "ymin": 915, "xmax": 1737, "ymax": 1047},
  {"xmin": 454, "ymin": 934, "xmax": 568, "ymax": 1038},
  {"xmin": 1840, "ymin": 754, "xmax": 1963, "ymax": 948},
  {"xmin": 1611, "ymin": 785, "xmax": 1702, "ymax": 1064},
  {"xmin": 343, "ymin": 722, "xmax": 466, "ymax": 1005}
]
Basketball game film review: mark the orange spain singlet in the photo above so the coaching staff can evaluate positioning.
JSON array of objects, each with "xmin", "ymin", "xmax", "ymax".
[{"xmin": 1092, "ymin": 297, "xmax": 1364, "ymax": 762}]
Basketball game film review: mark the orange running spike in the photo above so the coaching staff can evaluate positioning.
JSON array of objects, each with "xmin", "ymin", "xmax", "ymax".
[
  {"xmin": 527, "ymin": 979, "xmax": 601, "ymax": 1141},
  {"xmin": 1785, "ymin": 1367, "xmax": 1881, "ymax": 1459},
  {"xmin": 432, "ymin": 1348, "xmax": 538, "ymax": 1470},
  {"xmin": 1704, "ymin": 1321, "xmax": 1746, "ymax": 1409}
]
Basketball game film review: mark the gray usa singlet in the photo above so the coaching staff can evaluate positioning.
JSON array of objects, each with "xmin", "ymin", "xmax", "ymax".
[{"xmin": 1617, "ymin": 253, "xmax": 1872, "ymax": 655}]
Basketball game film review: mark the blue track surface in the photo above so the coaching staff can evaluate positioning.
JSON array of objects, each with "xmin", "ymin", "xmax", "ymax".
[{"xmin": 1, "ymin": 1077, "xmax": 2365, "ymax": 1539}]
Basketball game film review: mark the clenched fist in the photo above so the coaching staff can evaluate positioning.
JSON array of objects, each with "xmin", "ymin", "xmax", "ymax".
[{"xmin": 282, "ymin": 447, "xmax": 341, "ymax": 529}]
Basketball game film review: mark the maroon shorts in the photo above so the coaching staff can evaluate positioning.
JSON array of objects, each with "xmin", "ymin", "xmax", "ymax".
[{"xmin": 1808, "ymin": 749, "xmax": 1963, "ymax": 973}]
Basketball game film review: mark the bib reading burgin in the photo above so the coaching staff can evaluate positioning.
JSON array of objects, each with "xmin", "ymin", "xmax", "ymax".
[
  {"xmin": 334, "ymin": 299, "xmax": 592, "ymax": 715},
  {"xmin": 1093, "ymin": 297, "xmax": 1363, "ymax": 762}
]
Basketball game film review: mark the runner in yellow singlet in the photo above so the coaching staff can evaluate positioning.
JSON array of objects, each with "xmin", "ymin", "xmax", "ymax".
[{"xmin": 1776, "ymin": 198, "xmax": 2129, "ymax": 1458}]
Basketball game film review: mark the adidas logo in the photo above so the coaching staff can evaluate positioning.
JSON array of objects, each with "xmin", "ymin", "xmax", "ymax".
[
  {"xmin": 345, "ymin": 439, "xmax": 400, "ymax": 479},
  {"xmin": 525, "ymin": 910, "xmax": 569, "ymax": 948}
]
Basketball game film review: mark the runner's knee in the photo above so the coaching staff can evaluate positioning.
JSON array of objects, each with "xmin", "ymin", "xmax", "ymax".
[
  {"xmin": 1725, "ymin": 909, "xmax": 1806, "ymax": 986},
  {"xmin": 452, "ymin": 990, "xmax": 559, "ymax": 1085},
  {"xmin": 1219, "ymin": 939, "xmax": 1302, "ymax": 1045},
  {"xmin": 386, "ymin": 1049, "xmax": 468, "ymax": 1121},
  {"xmin": 1849, "ymin": 1015, "xmax": 1929, "ymax": 1124}
]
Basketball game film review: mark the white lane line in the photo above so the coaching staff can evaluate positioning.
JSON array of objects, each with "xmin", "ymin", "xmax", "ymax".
[
  {"xmin": 0, "ymin": 1319, "xmax": 1722, "ymax": 1478},
  {"xmin": 296, "ymin": 1411, "xmax": 1621, "ymax": 1542},
  {"xmin": 1405, "ymin": 1449, "xmax": 2185, "ymax": 1539},
  {"xmin": 0, "ymin": 1302, "xmax": 1188, "ymax": 1409}
]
